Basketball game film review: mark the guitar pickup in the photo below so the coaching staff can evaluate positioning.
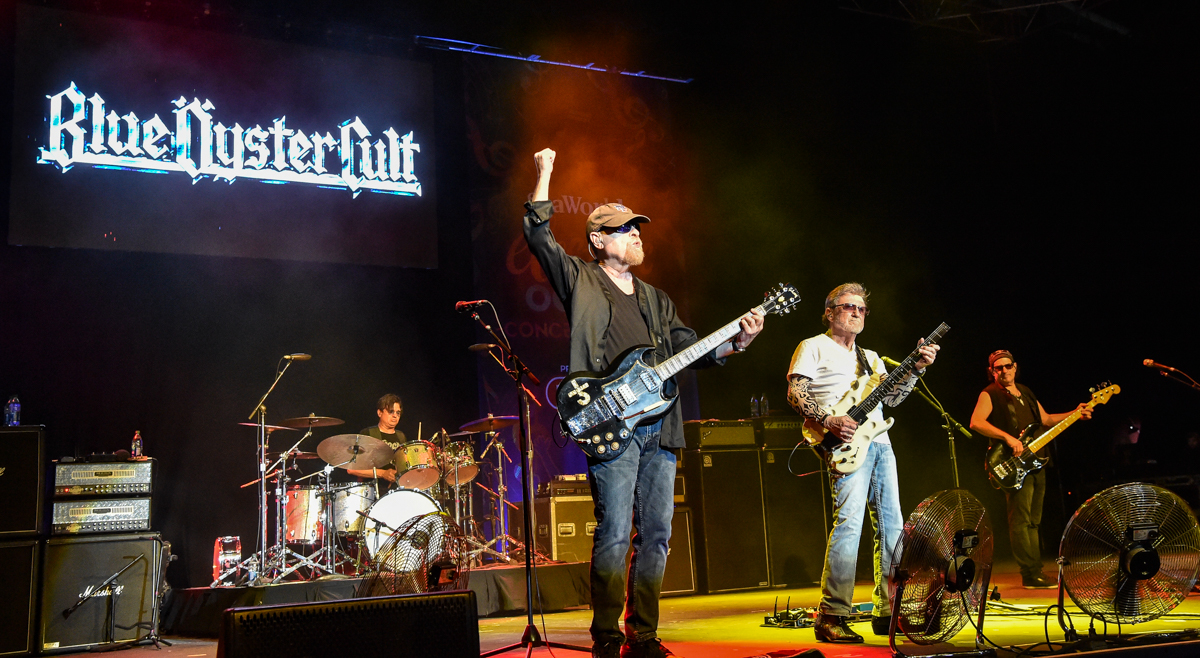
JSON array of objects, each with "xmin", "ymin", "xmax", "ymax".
[
  {"xmin": 616, "ymin": 384, "xmax": 636, "ymax": 407},
  {"xmin": 639, "ymin": 371, "xmax": 660, "ymax": 393}
]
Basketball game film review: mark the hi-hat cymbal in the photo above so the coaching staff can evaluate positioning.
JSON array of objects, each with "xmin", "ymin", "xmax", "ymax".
[
  {"xmin": 278, "ymin": 414, "xmax": 345, "ymax": 429},
  {"xmin": 268, "ymin": 451, "xmax": 321, "ymax": 460},
  {"xmin": 458, "ymin": 415, "xmax": 518, "ymax": 434},
  {"xmin": 317, "ymin": 434, "xmax": 393, "ymax": 469},
  {"xmin": 238, "ymin": 422, "xmax": 297, "ymax": 432}
]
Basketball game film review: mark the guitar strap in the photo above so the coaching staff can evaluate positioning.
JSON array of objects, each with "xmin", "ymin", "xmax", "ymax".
[{"xmin": 854, "ymin": 345, "xmax": 874, "ymax": 377}]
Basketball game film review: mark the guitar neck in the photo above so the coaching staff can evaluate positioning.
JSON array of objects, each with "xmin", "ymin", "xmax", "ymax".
[
  {"xmin": 849, "ymin": 322, "xmax": 949, "ymax": 421},
  {"xmin": 655, "ymin": 305, "xmax": 764, "ymax": 381},
  {"xmin": 1026, "ymin": 402, "xmax": 1091, "ymax": 453}
]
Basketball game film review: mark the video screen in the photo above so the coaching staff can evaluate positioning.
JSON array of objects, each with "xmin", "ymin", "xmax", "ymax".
[{"xmin": 9, "ymin": 5, "xmax": 439, "ymax": 267}]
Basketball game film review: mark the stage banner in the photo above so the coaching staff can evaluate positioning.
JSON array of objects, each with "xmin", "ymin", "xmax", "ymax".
[{"xmin": 462, "ymin": 55, "xmax": 697, "ymax": 502}]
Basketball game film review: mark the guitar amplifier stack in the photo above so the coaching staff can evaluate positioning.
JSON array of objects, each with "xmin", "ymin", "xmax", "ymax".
[{"xmin": 51, "ymin": 460, "xmax": 155, "ymax": 535}]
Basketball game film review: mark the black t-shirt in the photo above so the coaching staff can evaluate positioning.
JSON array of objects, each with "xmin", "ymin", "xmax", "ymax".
[{"xmin": 599, "ymin": 272, "xmax": 654, "ymax": 367}]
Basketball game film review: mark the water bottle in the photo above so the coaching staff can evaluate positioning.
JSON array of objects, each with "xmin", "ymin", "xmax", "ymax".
[
  {"xmin": 760, "ymin": 395, "xmax": 770, "ymax": 417},
  {"xmin": 132, "ymin": 430, "xmax": 143, "ymax": 458},
  {"xmin": 750, "ymin": 395, "xmax": 761, "ymax": 418},
  {"xmin": 4, "ymin": 395, "xmax": 19, "ymax": 426}
]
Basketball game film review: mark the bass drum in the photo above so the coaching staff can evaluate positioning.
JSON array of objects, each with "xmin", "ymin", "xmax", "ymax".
[{"xmin": 361, "ymin": 489, "xmax": 445, "ymax": 562}]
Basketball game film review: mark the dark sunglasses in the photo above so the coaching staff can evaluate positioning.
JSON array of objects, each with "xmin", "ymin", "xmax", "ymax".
[
  {"xmin": 992, "ymin": 363, "xmax": 1015, "ymax": 372},
  {"xmin": 600, "ymin": 222, "xmax": 638, "ymax": 235},
  {"xmin": 831, "ymin": 303, "xmax": 869, "ymax": 316}
]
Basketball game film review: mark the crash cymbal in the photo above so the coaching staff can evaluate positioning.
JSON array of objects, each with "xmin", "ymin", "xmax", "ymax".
[
  {"xmin": 446, "ymin": 430, "xmax": 476, "ymax": 437},
  {"xmin": 458, "ymin": 415, "xmax": 518, "ymax": 434},
  {"xmin": 317, "ymin": 434, "xmax": 393, "ymax": 469},
  {"xmin": 278, "ymin": 414, "xmax": 345, "ymax": 429},
  {"xmin": 238, "ymin": 422, "xmax": 297, "ymax": 432},
  {"xmin": 268, "ymin": 451, "xmax": 321, "ymax": 460}
]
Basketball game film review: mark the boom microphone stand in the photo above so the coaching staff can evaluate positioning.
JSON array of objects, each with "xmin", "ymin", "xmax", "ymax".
[
  {"xmin": 461, "ymin": 301, "xmax": 589, "ymax": 657},
  {"xmin": 910, "ymin": 370, "xmax": 973, "ymax": 487}
]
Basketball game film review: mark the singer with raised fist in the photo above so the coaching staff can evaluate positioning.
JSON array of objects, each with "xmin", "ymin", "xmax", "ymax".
[
  {"xmin": 524, "ymin": 148, "xmax": 764, "ymax": 658},
  {"xmin": 969, "ymin": 350, "xmax": 1091, "ymax": 588}
]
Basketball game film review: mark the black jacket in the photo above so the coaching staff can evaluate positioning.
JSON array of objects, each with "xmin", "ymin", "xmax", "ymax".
[{"xmin": 523, "ymin": 200, "xmax": 724, "ymax": 449}]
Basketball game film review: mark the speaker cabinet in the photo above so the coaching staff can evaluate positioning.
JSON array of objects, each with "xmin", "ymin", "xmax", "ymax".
[
  {"xmin": 681, "ymin": 447, "xmax": 770, "ymax": 593},
  {"xmin": 0, "ymin": 426, "xmax": 45, "ymax": 537},
  {"xmin": 217, "ymin": 590, "xmax": 479, "ymax": 658},
  {"xmin": 39, "ymin": 533, "xmax": 164, "ymax": 654},
  {"xmin": 0, "ymin": 540, "xmax": 40, "ymax": 657},
  {"xmin": 760, "ymin": 445, "xmax": 829, "ymax": 587},
  {"xmin": 662, "ymin": 506, "xmax": 696, "ymax": 596}
]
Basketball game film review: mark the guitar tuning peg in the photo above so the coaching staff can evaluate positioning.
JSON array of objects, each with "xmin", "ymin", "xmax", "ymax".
[{"xmin": 1089, "ymin": 387, "xmax": 1096, "ymax": 394}]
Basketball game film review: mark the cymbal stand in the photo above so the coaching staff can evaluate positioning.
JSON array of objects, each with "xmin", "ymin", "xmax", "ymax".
[
  {"xmin": 480, "ymin": 430, "xmax": 521, "ymax": 557},
  {"xmin": 464, "ymin": 302, "xmax": 589, "ymax": 657},
  {"xmin": 245, "ymin": 355, "xmax": 304, "ymax": 584},
  {"xmin": 265, "ymin": 452, "xmax": 333, "ymax": 582}
]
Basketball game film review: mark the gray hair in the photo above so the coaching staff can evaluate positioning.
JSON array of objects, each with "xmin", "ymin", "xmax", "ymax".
[{"xmin": 822, "ymin": 282, "xmax": 869, "ymax": 327}]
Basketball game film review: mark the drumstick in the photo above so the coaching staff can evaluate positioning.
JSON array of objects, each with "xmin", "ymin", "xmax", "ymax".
[{"xmin": 417, "ymin": 422, "xmax": 422, "ymax": 442}]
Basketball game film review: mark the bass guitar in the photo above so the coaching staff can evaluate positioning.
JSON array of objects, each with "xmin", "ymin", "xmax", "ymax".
[
  {"xmin": 985, "ymin": 383, "xmax": 1119, "ymax": 490},
  {"xmin": 800, "ymin": 323, "xmax": 950, "ymax": 475},
  {"xmin": 558, "ymin": 284, "xmax": 801, "ymax": 461}
]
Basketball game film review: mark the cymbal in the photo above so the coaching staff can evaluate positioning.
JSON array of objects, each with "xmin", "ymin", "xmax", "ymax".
[
  {"xmin": 459, "ymin": 415, "xmax": 518, "ymax": 433},
  {"xmin": 317, "ymin": 434, "xmax": 394, "ymax": 469},
  {"xmin": 268, "ymin": 451, "xmax": 321, "ymax": 460},
  {"xmin": 278, "ymin": 414, "xmax": 345, "ymax": 429},
  {"xmin": 446, "ymin": 430, "xmax": 476, "ymax": 437},
  {"xmin": 238, "ymin": 422, "xmax": 297, "ymax": 432}
]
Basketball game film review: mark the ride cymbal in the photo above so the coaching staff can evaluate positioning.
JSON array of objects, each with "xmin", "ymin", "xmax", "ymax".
[
  {"xmin": 458, "ymin": 415, "xmax": 518, "ymax": 433},
  {"xmin": 237, "ymin": 422, "xmax": 297, "ymax": 432}
]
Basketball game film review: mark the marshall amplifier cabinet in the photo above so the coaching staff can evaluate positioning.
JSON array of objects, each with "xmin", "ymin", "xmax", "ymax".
[
  {"xmin": 51, "ymin": 497, "xmax": 152, "ymax": 535},
  {"xmin": 54, "ymin": 460, "xmax": 154, "ymax": 496},
  {"xmin": 40, "ymin": 533, "xmax": 166, "ymax": 654},
  {"xmin": 0, "ymin": 540, "xmax": 40, "ymax": 656},
  {"xmin": 0, "ymin": 425, "xmax": 46, "ymax": 537}
]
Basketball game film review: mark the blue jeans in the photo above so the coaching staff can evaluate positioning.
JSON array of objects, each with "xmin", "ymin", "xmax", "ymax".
[
  {"xmin": 820, "ymin": 440, "xmax": 903, "ymax": 617},
  {"xmin": 586, "ymin": 421, "xmax": 674, "ymax": 644}
]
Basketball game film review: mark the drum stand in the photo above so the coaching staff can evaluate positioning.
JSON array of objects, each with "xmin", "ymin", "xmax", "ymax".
[{"xmin": 478, "ymin": 430, "xmax": 522, "ymax": 559}]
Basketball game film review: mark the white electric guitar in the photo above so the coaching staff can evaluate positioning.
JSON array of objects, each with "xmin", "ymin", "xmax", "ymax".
[{"xmin": 801, "ymin": 323, "xmax": 949, "ymax": 475}]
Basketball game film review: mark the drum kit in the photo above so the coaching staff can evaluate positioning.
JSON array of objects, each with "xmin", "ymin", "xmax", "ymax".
[{"xmin": 216, "ymin": 412, "xmax": 527, "ymax": 585}]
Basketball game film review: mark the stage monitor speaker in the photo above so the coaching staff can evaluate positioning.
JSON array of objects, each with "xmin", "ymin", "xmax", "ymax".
[
  {"xmin": 681, "ymin": 447, "xmax": 770, "ymax": 593},
  {"xmin": 0, "ymin": 540, "xmax": 40, "ymax": 657},
  {"xmin": 217, "ymin": 590, "xmax": 479, "ymax": 658},
  {"xmin": 0, "ymin": 425, "xmax": 45, "ymax": 537},
  {"xmin": 760, "ymin": 444, "xmax": 829, "ymax": 587},
  {"xmin": 39, "ymin": 533, "xmax": 164, "ymax": 654}
]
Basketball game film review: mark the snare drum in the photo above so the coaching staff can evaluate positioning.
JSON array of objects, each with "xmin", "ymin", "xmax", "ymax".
[
  {"xmin": 394, "ymin": 440, "xmax": 441, "ymax": 491},
  {"xmin": 284, "ymin": 486, "xmax": 323, "ymax": 544},
  {"xmin": 361, "ymin": 489, "xmax": 445, "ymax": 562},
  {"xmin": 441, "ymin": 441, "xmax": 479, "ymax": 486},
  {"xmin": 329, "ymin": 483, "xmax": 378, "ymax": 535}
]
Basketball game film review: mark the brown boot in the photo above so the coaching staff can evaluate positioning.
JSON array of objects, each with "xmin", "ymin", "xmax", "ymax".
[{"xmin": 814, "ymin": 614, "xmax": 864, "ymax": 643}]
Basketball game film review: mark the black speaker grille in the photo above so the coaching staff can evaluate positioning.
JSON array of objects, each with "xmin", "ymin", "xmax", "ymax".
[
  {"xmin": 0, "ymin": 426, "xmax": 45, "ymax": 536},
  {"xmin": 220, "ymin": 590, "xmax": 479, "ymax": 658}
]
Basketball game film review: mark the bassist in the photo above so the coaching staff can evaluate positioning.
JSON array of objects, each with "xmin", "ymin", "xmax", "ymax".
[
  {"xmin": 524, "ymin": 148, "xmax": 764, "ymax": 658},
  {"xmin": 969, "ymin": 349, "xmax": 1091, "ymax": 589},
  {"xmin": 785, "ymin": 282, "xmax": 938, "ymax": 643}
]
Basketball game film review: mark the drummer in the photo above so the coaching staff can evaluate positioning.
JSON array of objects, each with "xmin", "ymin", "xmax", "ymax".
[{"xmin": 345, "ymin": 394, "xmax": 407, "ymax": 485}]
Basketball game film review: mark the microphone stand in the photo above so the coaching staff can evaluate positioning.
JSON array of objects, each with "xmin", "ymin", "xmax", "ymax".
[
  {"xmin": 1154, "ymin": 367, "xmax": 1200, "ymax": 394},
  {"xmin": 465, "ymin": 303, "xmax": 589, "ymax": 658},
  {"xmin": 246, "ymin": 356, "xmax": 298, "ymax": 583},
  {"xmin": 910, "ymin": 373, "xmax": 972, "ymax": 488}
]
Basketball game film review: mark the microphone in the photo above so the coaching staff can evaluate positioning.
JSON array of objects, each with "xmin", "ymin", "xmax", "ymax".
[
  {"xmin": 469, "ymin": 343, "xmax": 498, "ymax": 352},
  {"xmin": 1144, "ymin": 358, "xmax": 1177, "ymax": 372},
  {"xmin": 456, "ymin": 300, "xmax": 487, "ymax": 312},
  {"xmin": 284, "ymin": 353, "xmax": 311, "ymax": 361},
  {"xmin": 882, "ymin": 356, "xmax": 903, "ymax": 368}
]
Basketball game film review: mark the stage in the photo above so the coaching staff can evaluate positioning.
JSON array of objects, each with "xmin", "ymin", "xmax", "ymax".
[{"xmin": 134, "ymin": 562, "xmax": 1200, "ymax": 657}]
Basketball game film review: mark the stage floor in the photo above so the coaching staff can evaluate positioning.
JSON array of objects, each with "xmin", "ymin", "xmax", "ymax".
[{"xmin": 121, "ymin": 564, "xmax": 1200, "ymax": 657}]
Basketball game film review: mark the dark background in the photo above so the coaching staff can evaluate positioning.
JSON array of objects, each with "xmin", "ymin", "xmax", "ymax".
[{"xmin": 2, "ymin": 0, "xmax": 1197, "ymax": 587}]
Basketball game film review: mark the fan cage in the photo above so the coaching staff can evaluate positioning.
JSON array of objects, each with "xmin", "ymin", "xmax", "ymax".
[
  {"xmin": 1060, "ymin": 482, "xmax": 1200, "ymax": 625},
  {"xmin": 891, "ymin": 488, "xmax": 993, "ymax": 645},
  {"xmin": 357, "ymin": 511, "xmax": 471, "ymax": 597}
]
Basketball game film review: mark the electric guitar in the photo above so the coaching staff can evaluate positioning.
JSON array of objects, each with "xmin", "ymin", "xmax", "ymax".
[
  {"xmin": 985, "ymin": 383, "xmax": 1118, "ymax": 490},
  {"xmin": 800, "ymin": 323, "xmax": 950, "ymax": 475},
  {"xmin": 558, "ymin": 284, "xmax": 801, "ymax": 461}
]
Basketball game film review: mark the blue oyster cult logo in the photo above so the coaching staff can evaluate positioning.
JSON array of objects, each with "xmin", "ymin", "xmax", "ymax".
[{"xmin": 37, "ymin": 82, "xmax": 422, "ymax": 197}]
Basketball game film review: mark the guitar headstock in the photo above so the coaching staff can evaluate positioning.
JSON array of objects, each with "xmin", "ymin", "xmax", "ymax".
[
  {"xmin": 762, "ymin": 283, "xmax": 801, "ymax": 316},
  {"xmin": 1089, "ymin": 382, "xmax": 1121, "ymax": 405}
]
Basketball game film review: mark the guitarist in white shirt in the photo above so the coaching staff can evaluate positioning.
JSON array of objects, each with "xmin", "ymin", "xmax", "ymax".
[
  {"xmin": 785, "ymin": 282, "xmax": 938, "ymax": 643},
  {"xmin": 969, "ymin": 349, "xmax": 1091, "ymax": 589}
]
